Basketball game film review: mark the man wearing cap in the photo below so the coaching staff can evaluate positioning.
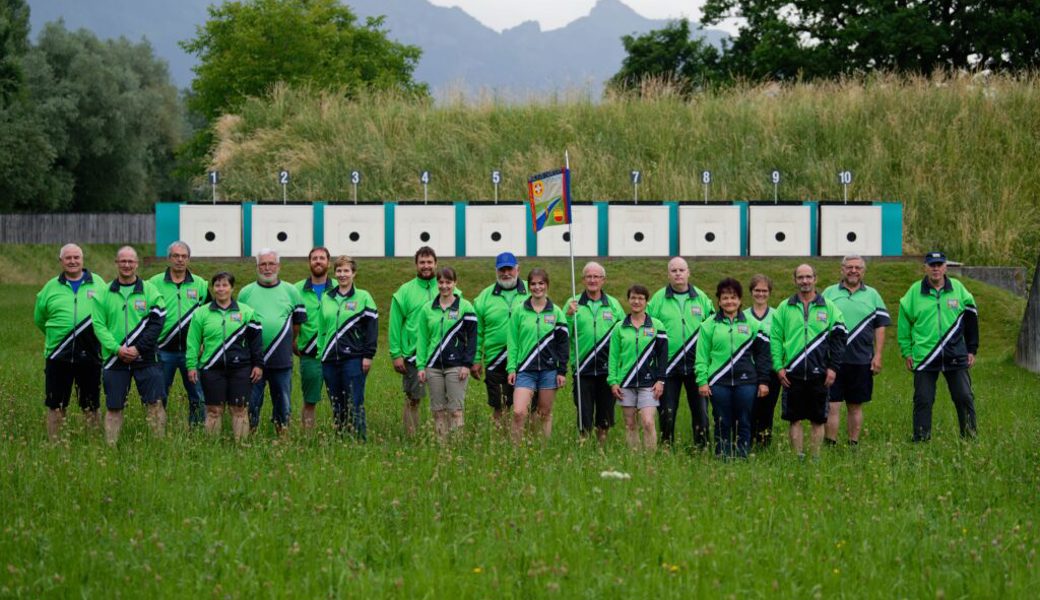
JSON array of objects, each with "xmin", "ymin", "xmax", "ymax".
[
  {"xmin": 898, "ymin": 252, "xmax": 979, "ymax": 441},
  {"xmin": 472, "ymin": 252, "xmax": 529, "ymax": 429}
]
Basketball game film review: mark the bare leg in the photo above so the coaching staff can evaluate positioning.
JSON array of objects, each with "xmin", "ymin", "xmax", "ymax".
[
  {"xmin": 809, "ymin": 423, "xmax": 825, "ymax": 457},
  {"xmin": 302, "ymin": 404, "xmax": 316, "ymax": 431},
  {"xmin": 147, "ymin": 403, "xmax": 167, "ymax": 438},
  {"xmin": 46, "ymin": 408, "xmax": 66, "ymax": 442},
  {"xmin": 847, "ymin": 403, "xmax": 864, "ymax": 443},
  {"xmin": 536, "ymin": 390, "xmax": 555, "ymax": 439},
  {"xmin": 825, "ymin": 401, "xmax": 842, "ymax": 442},
  {"xmin": 404, "ymin": 398, "xmax": 421, "ymax": 437},
  {"xmin": 623, "ymin": 406, "xmax": 639, "ymax": 449},
  {"xmin": 492, "ymin": 406, "xmax": 509, "ymax": 432},
  {"xmin": 433, "ymin": 410, "xmax": 449, "ymax": 443},
  {"xmin": 789, "ymin": 421, "xmax": 804, "ymax": 456},
  {"xmin": 511, "ymin": 389, "xmax": 534, "ymax": 445},
  {"xmin": 104, "ymin": 410, "xmax": 124, "ymax": 446},
  {"xmin": 205, "ymin": 405, "xmax": 223, "ymax": 435},
  {"xmin": 640, "ymin": 407, "xmax": 658, "ymax": 452},
  {"xmin": 595, "ymin": 426, "xmax": 608, "ymax": 447},
  {"xmin": 450, "ymin": 410, "xmax": 465, "ymax": 435},
  {"xmin": 83, "ymin": 409, "xmax": 101, "ymax": 430},
  {"xmin": 230, "ymin": 406, "xmax": 249, "ymax": 442}
]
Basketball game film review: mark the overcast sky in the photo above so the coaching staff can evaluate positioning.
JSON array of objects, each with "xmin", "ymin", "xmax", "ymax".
[{"xmin": 427, "ymin": 0, "xmax": 710, "ymax": 32}]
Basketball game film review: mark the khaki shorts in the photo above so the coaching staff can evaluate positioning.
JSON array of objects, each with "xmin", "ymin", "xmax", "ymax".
[
  {"xmin": 426, "ymin": 366, "xmax": 468, "ymax": 412},
  {"xmin": 619, "ymin": 387, "xmax": 658, "ymax": 410},
  {"xmin": 402, "ymin": 361, "xmax": 426, "ymax": 401}
]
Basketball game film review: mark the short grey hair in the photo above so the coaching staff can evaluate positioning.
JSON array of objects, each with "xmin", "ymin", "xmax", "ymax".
[
  {"xmin": 794, "ymin": 263, "xmax": 816, "ymax": 278},
  {"xmin": 841, "ymin": 254, "xmax": 866, "ymax": 267},
  {"xmin": 255, "ymin": 248, "xmax": 279, "ymax": 264},
  {"xmin": 167, "ymin": 241, "xmax": 191, "ymax": 256},
  {"xmin": 58, "ymin": 243, "xmax": 82, "ymax": 260},
  {"xmin": 582, "ymin": 261, "xmax": 606, "ymax": 277}
]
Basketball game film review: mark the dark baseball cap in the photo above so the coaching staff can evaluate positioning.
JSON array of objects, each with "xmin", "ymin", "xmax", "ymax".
[
  {"xmin": 924, "ymin": 251, "xmax": 947, "ymax": 265},
  {"xmin": 495, "ymin": 252, "xmax": 518, "ymax": 269}
]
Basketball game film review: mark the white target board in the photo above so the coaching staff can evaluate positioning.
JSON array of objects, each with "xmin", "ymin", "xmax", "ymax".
[
  {"xmin": 536, "ymin": 206, "xmax": 598, "ymax": 257},
  {"xmin": 251, "ymin": 205, "xmax": 313, "ymax": 258},
  {"xmin": 465, "ymin": 205, "xmax": 528, "ymax": 257},
  {"xmin": 394, "ymin": 205, "xmax": 456, "ymax": 257},
  {"xmin": 819, "ymin": 205, "xmax": 882, "ymax": 256},
  {"xmin": 678, "ymin": 205, "xmax": 742, "ymax": 256},
  {"xmin": 179, "ymin": 205, "xmax": 242, "ymax": 257},
  {"xmin": 608, "ymin": 205, "xmax": 670, "ymax": 257},
  {"xmin": 749, "ymin": 205, "xmax": 812, "ymax": 256},
  {"xmin": 324, "ymin": 205, "xmax": 385, "ymax": 257}
]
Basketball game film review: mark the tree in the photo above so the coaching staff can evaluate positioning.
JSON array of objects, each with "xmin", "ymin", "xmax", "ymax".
[
  {"xmin": 0, "ymin": 0, "xmax": 30, "ymax": 107},
  {"xmin": 609, "ymin": 20, "xmax": 723, "ymax": 95},
  {"xmin": 181, "ymin": 0, "xmax": 426, "ymax": 121}
]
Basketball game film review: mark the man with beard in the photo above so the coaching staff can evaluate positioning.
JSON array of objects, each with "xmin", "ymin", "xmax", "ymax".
[
  {"xmin": 295, "ymin": 246, "xmax": 331, "ymax": 430},
  {"xmin": 389, "ymin": 246, "xmax": 440, "ymax": 437},
  {"xmin": 472, "ymin": 252, "xmax": 529, "ymax": 429}
]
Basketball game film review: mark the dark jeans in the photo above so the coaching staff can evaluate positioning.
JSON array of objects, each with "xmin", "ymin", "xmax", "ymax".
[
  {"xmin": 44, "ymin": 359, "xmax": 101, "ymax": 411},
  {"xmin": 323, "ymin": 359, "xmax": 367, "ymax": 440},
  {"xmin": 913, "ymin": 368, "xmax": 976, "ymax": 441},
  {"xmin": 159, "ymin": 350, "xmax": 204, "ymax": 426},
  {"xmin": 751, "ymin": 372, "xmax": 781, "ymax": 447},
  {"xmin": 710, "ymin": 384, "xmax": 756, "ymax": 458},
  {"xmin": 249, "ymin": 367, "xmax": 292, "ymax": 429},
  {"xmin": 661, "ymin": 372, "xmax": 710, "ymax": 448}
]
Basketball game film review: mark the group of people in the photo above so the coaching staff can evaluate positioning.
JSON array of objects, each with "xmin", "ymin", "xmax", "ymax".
[{"xmin": 34, "ymin": 242, "xmax": 980, "ymax": 455}]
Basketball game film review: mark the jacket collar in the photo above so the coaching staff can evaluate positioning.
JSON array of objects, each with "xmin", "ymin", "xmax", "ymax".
[
  {"xmin": 58, "ymin": 269, "xmax": 94, "ymax": 286},
  {"xmin": 523, "ymin": 297, "xmax": 556, "ymax": 312},
  {"xmin": 326, "ymin": 285, "xmax": 356, "ymax": 299},
  {"xmin": 430, "ymin": 294, "xmax": 461, "ymax": 311},
  {"xmin": 577, "ymin": 291, "xmax": 608, "ymax": 306},
  {"xmin": 622, "ymin": 313, "xmax": 653, "ymax": 329},
  {"xmin": 493, "ymin": 280, "xmax": 527, "ymax": 295},
  {"xmin": 920, "ymin": 276, "xmax": 953, "ymax": 294},
  {"xmin": 786, "ymin": 292, "xmax": 826, "ymax": 307},
  {"xmin": 109, "ymin": 276, "xmax": 144, "ymax": 294},
  {"xmin": 303, "ymin": 277, "xmax": 328, "ymax": 291},
  {"xmin": 714, "ymin": 310, "xmax": 748, "ymax": 323},
  {"xmin": 664, "ymin": 284, "xmax": 696, "ymax": 299},
  {"xmin": 837, "ymin": 281, "xmax": 868, "ymax": 294},
  {"xmin": 209, "ymin": 299, "xmax": 240, "ymax": 312},
  {"xmin": 163, "ymin": 267, "xmax": 195, "ymax": 284}
]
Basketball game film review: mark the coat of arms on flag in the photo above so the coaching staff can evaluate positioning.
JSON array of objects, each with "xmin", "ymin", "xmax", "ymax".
[{"xmin": 527, "ymin": 168, "xmax": 571, "ymax": 232}]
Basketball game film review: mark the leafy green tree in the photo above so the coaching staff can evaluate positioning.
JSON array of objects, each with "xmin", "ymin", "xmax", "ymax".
[
  {"xmin": 181, "ymin": 0, "xmax": 425, "ymax": 121},
  {"xmin": 609, "ymin": 20, "xmax": 723, "ymax": 94},
  {"xmin": 0, "ymin": 0, "xmax": 30, "ymax": 107}
]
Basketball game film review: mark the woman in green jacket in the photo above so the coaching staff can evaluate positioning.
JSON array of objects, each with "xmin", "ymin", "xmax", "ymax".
[
  {"xmin": 186, "ymin": 272, "xmax": 263, "ymax": 440},
  {"xmin": 506, "ymin": 268, "xmax": 569, "ymax": 443},
  {"xmin": 608, "ymin": 285, "xmax": 668, "ymax": 451}
]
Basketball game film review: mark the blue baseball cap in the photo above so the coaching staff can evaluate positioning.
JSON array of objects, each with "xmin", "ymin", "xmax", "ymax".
[
  {"xmin": 924, "ymin": 251, "xmax": 947, "ymax": 265},
  {"xmin": 495, "ymin": 252, "xmax": 518, "ymax": 269}
]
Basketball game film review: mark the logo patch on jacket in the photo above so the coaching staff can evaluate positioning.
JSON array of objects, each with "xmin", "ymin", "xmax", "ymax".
[
  {"xmin": 134, "ymin": 299, "xmax": 147, "ymax": 312},
  {"xmin": 602, "ymin": 311, "xmax": 613, "ymax": 320},
  {"xmin": 544, "ymin": 315, "xmax": 556, "ymax": 325},
  {"xmin": 346, "ymin": 301, "xmax": 357, "ymax": 311},
  {"xmin": 737, "ymin": 324, "xmax": 750, "ymax": 335},
  {"xmin": 187, "ymin": 289, "xmax": 198, "ymax": 300},
  {"xmin": 816, "ymin": 311, "xmax": 828, "ymax": 323},
  {"xmin": 448, "ymin": 310, "xmax": 459, "ymax": 320},
  {"xmin": 87, "ymin": 290, "xmax": 96, "ymax": 299},
  {"xmin": 947, "ymin": 299, "xmax": 960, "ymax": 310},
  {"xmin": 230, "ymin": 312, "xmax": 242, "ymax": 322},
  {"xmin": 691, "ymin": 306, "xmax": 703, "ymax": 317},
  {"xmin": 643, "ymin": 327, "xmax": 656, "ymax": 337}
]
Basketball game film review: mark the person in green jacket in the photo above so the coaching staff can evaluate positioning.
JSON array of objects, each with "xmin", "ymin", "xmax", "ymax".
[
  {"xmin": 92, "ymin": 246, "xmax": 167, "ymax": 445},
  {"xmin": 771, "ymin": 264, "xmax": 847, "ymax": 459},
  {"xmin": 746, "ymin": 274, "xmax": 781, "ymax": 448},
  {"xmin": 185, "ymin": 272, "xmax": 263, "ymax": 441},
  {"xmin": 608, "ymin": 285, "xmax": 668, "ymax": 451},
  {"xmin": 317, "ymin": 255, "xmax": 378, "ymax": 440},
  {"xmin": 34, "ymin": 243, "xmax": 107, "ymax": 439},
  {"xmin": 507, "ymin": 268, "xmax": 569, "ymax": 443},
  {"xmin": 566, "ymin": 261, "xmax": 625, "ymax": 446},
  {"xmin": 295, "ymin": 246, "xmax": 331, "ymax": 431},
  {"xmin": 389, "ymin": 246, "xmax": 439, "ymax": 437},
  {"xmin": 897, "ymin": 251, "xmax": 979, "ymax": 441},
  {"xmin": 149, "ymin": 241, "xmax": 208, "ymax": 427},
  {"xmin": 472, "ymin": 252, "xmax": 529, "ymax": 430},
  {"xmin": 418, "ymin": 266, "xmax": 477, "ymax": 442},
  {"xmin": 696, "ymin": 278, "xmax": 771, "ymax": 458},
  {"xmin": 647, "ymin": 256, "xmax": 716, "ymax": 449}
]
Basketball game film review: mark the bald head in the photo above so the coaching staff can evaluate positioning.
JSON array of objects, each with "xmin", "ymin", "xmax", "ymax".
[
  {"xmin": 667, "ymin": 256, "xmax": 690, "ymax": 291},
  {"xmin": 115, "ymin": 246, "xmax": 140, "ymax": 283},
  {"xmin": 794, "ymin": 263, "xmax": 817, "ymax": 296}
]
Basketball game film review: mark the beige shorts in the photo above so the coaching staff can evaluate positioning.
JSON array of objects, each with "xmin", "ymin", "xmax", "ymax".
[
  {"xmin": 619, "ymin": 387, "xmax": 658, "ymax": 410},
  {"xmin": 425, "ymin": 367, "xmax": 468, "ymax": 412},
  {"xmin": 402, "ymin": 361, "xmax": 426, "ymax": 401}
]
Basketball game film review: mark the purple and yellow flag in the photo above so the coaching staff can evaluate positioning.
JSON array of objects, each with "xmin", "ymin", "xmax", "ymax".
[{"xmin": 527, "ymin": 168, "xmax": 571, "ymax": 232}]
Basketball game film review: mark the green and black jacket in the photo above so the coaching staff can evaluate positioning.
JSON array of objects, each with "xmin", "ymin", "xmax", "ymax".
[
  {"xmin": 417, "ymin": 295, "xmax": 478, "ymax": 370},
  {"xmin": 389, "ymin": 276, "xmax": 438, "ymax": 363},
  {"xmin": 506, "ymin": 298, "xmax": 569, "ymax": 374},
  {"xmin": 566, "ymin": 292, "xmax": 624, "ymax": 377},
  {"xmin": 647, "ymin": 284, "xmax": 715, "ymax": 377},
  {"xmin": 607, "ymin": 315, "xmax": 669, "ymax": 388},
  {"xmin": 473, "ymin": 281, "xmax": 528, "ymax": 373},
  {"xmin": 149, "ymin": 268, "xmax": 209, "ymax": 353},
  {"xmin": 92, "ymin": 277, "xmax": 167, "ymax": 370},
  {"xmin": 897, "ymin": 276, "xmax": 978, "ymax": 372},
  {"xmin": 822, "ymin": 283, "xmax": 891, "ymax": 365},
  {"xmin": 317, "ymin": 286, "xmax": 379, "ymax": 363},
  {"xmin": 695, "ymin": 311, "xmax": 771, "ymax": 388},
  {"xmin": 237, "ymin": 280, "xmax": 307, "ymax": 370},
  {"xmin": 185, "ymin": 300, "xmax": 263, "ymax": 371},
  {"xmin": 770, "ymin": 293, "xmax": 847, "ymax": 380},
  {"xmin": 294, "ymin": 277, "xmax": 329, "ymax": 357},
  {"xmin": 33, "ymin": 270, "xmax": 107, "ymax": 363}
]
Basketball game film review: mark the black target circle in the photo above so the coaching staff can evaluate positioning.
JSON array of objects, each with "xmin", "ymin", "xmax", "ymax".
[
  {"xmin": 204, "ymin": 232, "xmax": 216, "ymax": 242},
  {"xmin": 775, "ymin": 232, "xmax": 786, "ymax": 242},
  {"xmin": 349, "ymin": 232, "xmax": 360, "ymax": 242},
  {"xmin": 705, "ymin": 232, "xmax": 716, "ymax": 242},
  {"xmin": 276, "ymin": 232, "xmax": 288, "ymax": 242},
  {"xmin": 420, "ymin": 232, "xmax": 431, "ymax": 242}
]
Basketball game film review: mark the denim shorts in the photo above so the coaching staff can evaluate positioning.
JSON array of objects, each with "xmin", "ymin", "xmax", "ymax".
[{"xmin": 514, "ymin": 369, "xmax": 558, "ymax": 391}]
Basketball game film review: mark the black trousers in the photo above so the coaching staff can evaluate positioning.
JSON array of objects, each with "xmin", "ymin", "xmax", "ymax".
[
  {"xmin": 751, "ymin": 372, "xmax": 782, "ymax": 447},
  {"xmin": 44, "ymin": 359, "xmax": 101, "ymax": 411},
  {"xmin": 200, "ymin": 367, "xmax": 252, "ymax": 407},
  {"xmin": 912, "ymin": 368, "xmax": 976, "ymax": 441},
  {"xmin": 573, "ymin": 374, "xmax": 615, "ymax": 432},
  {"xmin": 661, "ymin": 372, "xmax": 710, "ymax": 448}
]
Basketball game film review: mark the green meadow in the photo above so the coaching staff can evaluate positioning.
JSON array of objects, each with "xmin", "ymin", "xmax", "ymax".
[{"xmin": 1, "ymin": 246, "xmax": 1038, "ymax": 598}]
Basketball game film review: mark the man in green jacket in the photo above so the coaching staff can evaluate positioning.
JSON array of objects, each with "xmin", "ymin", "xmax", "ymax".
[
  {"xmin": 389, "ymin": 246, "xmax": 439, "ymax": 437},
  {"xmin": 897, "ymin": 252, "xmax": 979, "ymax": 441},
  {"xmin": 34, "ymin": 243, "xmax": 107, "ymax": 440},
  {"xmin": 472, "ymin": 252, "xmax": 529, "ymax": 429},
  {"xmin": 149, "ymin": 241, "xmax": 208, "ymax": 427},
  {"xmin": 771, "ymin": 264, "xmax": 847, "ymax": 459},
  {"xmin": 566, "ymin": 261, "xmax": 625, "ymax": 445},
  {"xmin": 93, "ymin": 246, "xmax": 167, "ymax": 444},
  {"xmin": 294, "ymin": 246, "xmax": 331, "ymax": 431}
]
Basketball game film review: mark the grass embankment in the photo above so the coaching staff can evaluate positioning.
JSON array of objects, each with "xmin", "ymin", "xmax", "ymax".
[
  {"xmin": 205, "ymin": 74, "xmax": 1040, "ymax": 268},
  {"xmin": 1, "ymin": 246, "xmax": 1038, "ymax": 597}
]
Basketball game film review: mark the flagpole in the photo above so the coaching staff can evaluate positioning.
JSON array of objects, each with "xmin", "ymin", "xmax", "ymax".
[{"xmin": 565, "ymin": 150, "xmax": 583, "ymax": 438}]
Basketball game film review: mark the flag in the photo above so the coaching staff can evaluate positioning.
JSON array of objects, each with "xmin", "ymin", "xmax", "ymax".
[{"xmin": 527, "ymin": 168, "xmax": 571, "ymax": 232}]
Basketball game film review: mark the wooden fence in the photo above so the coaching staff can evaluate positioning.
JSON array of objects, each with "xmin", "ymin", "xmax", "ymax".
[{"xmin": 0, "ymin": 213, "xmax": 153, "ymax": 244}]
